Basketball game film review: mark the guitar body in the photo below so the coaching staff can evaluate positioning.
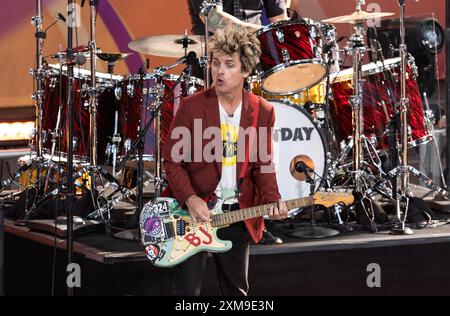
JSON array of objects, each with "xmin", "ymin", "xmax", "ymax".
[
  {"xmin": 139, "ymin": 190, "xmax": 354, "ymax": 268},
  {"xmin": 139, "ymin": 197, "xmax": 232, "ymax": 268}
]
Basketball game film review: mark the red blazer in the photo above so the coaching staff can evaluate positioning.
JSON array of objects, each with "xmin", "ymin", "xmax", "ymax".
[{"xmin": 163, "ymin": 87, "xmax": 281, "ymax": 243}]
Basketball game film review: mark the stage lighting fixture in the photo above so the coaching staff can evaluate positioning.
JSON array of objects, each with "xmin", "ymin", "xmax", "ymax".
[
  {"xmin": 375, "ymin": 17, "xmax": 445, "ymax": 98},
  {"xmin": 377, "ymin": 17, "xmax": 444, "ymax": 55}
]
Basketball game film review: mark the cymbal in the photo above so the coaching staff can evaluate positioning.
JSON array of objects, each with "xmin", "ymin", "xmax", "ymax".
[
  {"xmin": 322, "ymin": 10, "xmax": 394, "ymax": 24},
  {"xmin": 128, "ymin": 35, "xmax": 205, "ymax": 58},
  {"xmin": 96, "ymin": 52, "xmax": 132, "ymax": 63}
]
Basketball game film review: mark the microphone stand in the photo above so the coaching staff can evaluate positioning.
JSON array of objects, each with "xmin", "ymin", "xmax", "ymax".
[
  {"xmin": 114, "ymin": 63, "xmax": 189, "ymax": 236},
  {"xmin": 66, "ymin": 0, "xmax": 76, "ymax": 296},
  {"xmin": 32, "ymin": 0, "xmax": 44, "ymax": 160},
  {"xmin": 288, "ymin": 163, "xmax": 340, "ymax": 239},
  {"xmin": 388, "ymin": 0, "xmax": 414, "ymax": 235},
  {"xmin": 200, "ymin": 0, "xmax": 217, "ymax": 89}
]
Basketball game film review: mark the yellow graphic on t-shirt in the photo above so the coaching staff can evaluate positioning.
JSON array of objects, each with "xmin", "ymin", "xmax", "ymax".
[{"xmin": 221, "ymin": 123, "xmax": 239, "ymax": 167}]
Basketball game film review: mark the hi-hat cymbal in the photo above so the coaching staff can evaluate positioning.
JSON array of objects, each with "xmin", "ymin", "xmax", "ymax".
[
  {"xmin": 96, "ymin": 52, "xmax": 133, "ymax": 63},
  {"xmin": 322, "ymin": 10, "xmax": 394, "ymax": 24},
  {"xmin": 128, "ymin": 35, "xmax": 205, "ymax": 58}
]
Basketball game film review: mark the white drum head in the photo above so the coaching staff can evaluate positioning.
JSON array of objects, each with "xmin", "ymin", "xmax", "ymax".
[
  {"xmin": 270, "ymin": 100, "xmax": 327, "ymax": 214},
  {"xmin": 262, "ymin": 60, "xmax": 327, "ymax": 95}
]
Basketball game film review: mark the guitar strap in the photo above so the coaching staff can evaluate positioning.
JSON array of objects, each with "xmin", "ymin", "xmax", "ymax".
[{"xmin": 237, "ymin": 94, "xmax": 260, "ymax": 193}]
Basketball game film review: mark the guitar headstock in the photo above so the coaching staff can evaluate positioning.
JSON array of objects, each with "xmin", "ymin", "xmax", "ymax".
[{"xmin": 313, "ymin": 191, "xmax": 354, "ymax": 208}]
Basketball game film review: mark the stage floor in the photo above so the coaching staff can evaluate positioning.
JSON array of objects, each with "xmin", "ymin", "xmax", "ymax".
[{"xmin": 4, "ymin": 212, "xmax": 450, "ymax": 296}]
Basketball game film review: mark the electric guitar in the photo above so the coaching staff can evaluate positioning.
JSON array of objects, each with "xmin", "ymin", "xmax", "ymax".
[{"xmin": 139, "ymin": 190, "xmax": 354, "ymax": 268}]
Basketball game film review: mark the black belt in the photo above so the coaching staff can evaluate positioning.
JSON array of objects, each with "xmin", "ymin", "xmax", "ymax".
[{"xmin": 222, "ymin": 203, "xmax": 240, "ymax": 212}]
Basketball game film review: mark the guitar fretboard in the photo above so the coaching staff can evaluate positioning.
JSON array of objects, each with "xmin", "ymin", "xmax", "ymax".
[{"xmin": 211, "ymin": 197, "xmax": 314, "ymax": 227}]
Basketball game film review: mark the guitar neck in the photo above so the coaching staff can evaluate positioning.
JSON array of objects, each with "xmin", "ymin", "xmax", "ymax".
[{"xmin": 211, "ymin": 196, "xmax": 314, "ymax": 227}]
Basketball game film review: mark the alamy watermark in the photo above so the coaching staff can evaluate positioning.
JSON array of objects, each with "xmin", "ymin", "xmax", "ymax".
[
  {"xmin": 67, "ymin": 263, "xmax": 81, "ymax": 288},
  {"xmin": 366, "ymin": 3, "xmax": 383, "ymax": 27},
  {"xmin": 366, "ymin": 263, "xmax": 381, "ymax": 288},
  {"xmin": 67, "ymin": 3, "xmax": 82, "ymax": 28}
]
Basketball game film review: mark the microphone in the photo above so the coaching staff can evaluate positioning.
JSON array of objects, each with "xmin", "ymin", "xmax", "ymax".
[
  {"xmin": 295, "ymin": 161, "xmax": 314, "ymax": 173},
  {"xmin": 185, "ymin": 51, "xmax": 198, "ymax": 77},
  {"xmin": 42, "ymin": 12, "xmax": 67, "ymax": 37},
  {"xmin": 186, "ymin": 51, "xmax": 198, "ymax": 65},
  {"xmin": 57, "ymin": 13, "xmax": 67, "ymax": 23},
  {"xmin": 0, "ymin": 160, "xmax": 34, "ymax": 190}
]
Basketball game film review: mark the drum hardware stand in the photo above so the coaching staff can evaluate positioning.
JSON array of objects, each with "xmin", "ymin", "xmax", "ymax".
[
  {"xmin": 26, "ymin": 0, "xmax": 65, "ymax": 220},
  {"xmin": 29, "ymin": 0, "xmax": 50, "ymax": 196},
  {"xmin": 347, "ymin": 17, "xmax": 368, "ymax": 193},
  {"xmin": 387, "ymin": 0, "xmax": 427, "ymax": 235},
  {"xmin": 200, "ymin": 0, "xmax": 218, "ymax": 89},
  {"xmin": 31, "ymin": 0, "xmax": 45, "ymax": 160},
  {"xmin": 109, "ymin": 112, "xmax": 121, "ymax": 178},
  {"xmin": 422, "ymin": 92, "xmax": 447, "ymax": 190},
  {"xmin": 44, "ymin": 105, "xmax": 64, "ymax": 193},
  {"xmin": 66, "ymin": 0, "xmax": 77, "ymax": 296},
  {"xmin": 87, "ymin": 0, "xmax": 100, "ymax": 167},
  {"xmin": 114, "ymin": 61, "xmax": 185, "ymax": 236},
  {"xmin": 288, "ymin": 163, "xmax": 340, "ymax": 238},
  {"xmin": 339, "ymin": 1, "xmax": 387, "ymax": 207}
]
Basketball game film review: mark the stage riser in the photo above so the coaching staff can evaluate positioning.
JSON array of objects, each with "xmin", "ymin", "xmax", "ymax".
[{"xmin": 5, "ymin": 232, "xmax": 450, "ymax": 296}]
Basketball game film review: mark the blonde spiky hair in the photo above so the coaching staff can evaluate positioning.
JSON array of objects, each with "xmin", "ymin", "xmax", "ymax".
[{"xmin": 208, "ymin": 24, "xmax": 262, "ymax": 74}]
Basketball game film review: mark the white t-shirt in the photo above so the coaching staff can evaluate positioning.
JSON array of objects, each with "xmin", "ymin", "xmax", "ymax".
[{"xmin": 216, "ymin": 101, "xmax": 242, "ymax": 202}]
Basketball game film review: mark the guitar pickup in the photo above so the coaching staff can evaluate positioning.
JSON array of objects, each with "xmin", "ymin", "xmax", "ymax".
[{"xmin": 176, "ymin": 219, "xmax": 186, "ymax": 236}]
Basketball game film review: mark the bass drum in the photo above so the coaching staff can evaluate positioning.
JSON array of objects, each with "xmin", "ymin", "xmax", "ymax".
[{"xmin": 270, "ymin": 100, "xmax": 327, "ymax": 212}]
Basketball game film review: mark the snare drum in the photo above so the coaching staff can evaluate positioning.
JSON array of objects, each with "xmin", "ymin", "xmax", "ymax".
[
  {"xmin": 329, "ymin": 57, "xmax": 431, "ymax": 152},
  {"xmin": 18, "ymin": 151, "xmax": 89, "ymax": 193},
  {"xmin": 256, "ymin": 19, "xmax": 327, "ymax": 95}
]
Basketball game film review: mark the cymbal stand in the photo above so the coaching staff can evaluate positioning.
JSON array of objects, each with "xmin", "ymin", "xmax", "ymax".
[
  {"xmin": 87, "ymin": 0, "xmax": 100, "ymax": 166},
  {"xmin": 388, "ymin": 0, "xmax": 414, "ymax": 235},
  {"xmin": 347, "ymin": 17, "xmax": 369, "ymax": 192},
  {"xmin": 149, "ymin": 71, "xmax": 166, "ymax": 198},
  {"xmin": 200, "ymin": 0, "xmax": 218, "ymax": 89},
  {"xmin": 29, "ymin": 0, "xmax": 48, "ymax": 195},
  {"xmin": 334, "ymin": 1, "xmax": 389, "ymax": 231},
  {"xmin": 31, "ymin": 0, "xmax": 45, "ymax": 159}
]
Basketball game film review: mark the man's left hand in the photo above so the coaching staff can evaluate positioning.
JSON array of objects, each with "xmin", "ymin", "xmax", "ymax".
[{"xmin": 268, "ymin": 199, "xmax": 288, "ymax": 220}]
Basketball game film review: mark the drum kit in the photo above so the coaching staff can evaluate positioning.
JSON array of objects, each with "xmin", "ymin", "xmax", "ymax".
[{"xmin": 10, "ymin": 0, "xmax": 448, "ymax": 238}]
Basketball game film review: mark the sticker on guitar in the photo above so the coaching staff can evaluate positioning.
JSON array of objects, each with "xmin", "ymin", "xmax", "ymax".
[{"xmin": 185, "ymin": 226, "xmax": 213, "ymax": 247}]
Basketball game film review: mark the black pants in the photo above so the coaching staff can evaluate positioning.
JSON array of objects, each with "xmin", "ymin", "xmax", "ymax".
[{"xmin": 172, "ymin": 221, "xmax": 251, "ymax": 296}]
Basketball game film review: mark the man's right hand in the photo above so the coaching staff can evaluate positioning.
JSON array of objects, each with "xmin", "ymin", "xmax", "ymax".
[{"xmin": 186, "ymin": 195, "xmax": 211, "ymax": 223}]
